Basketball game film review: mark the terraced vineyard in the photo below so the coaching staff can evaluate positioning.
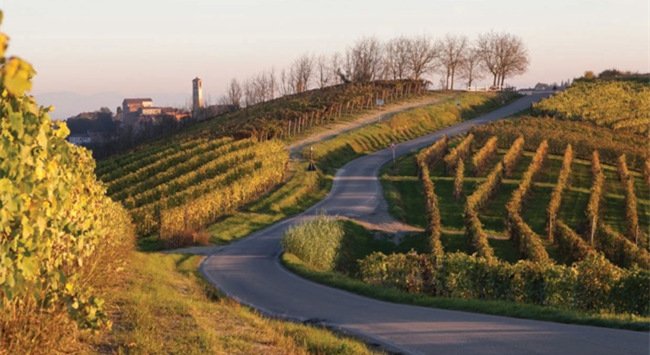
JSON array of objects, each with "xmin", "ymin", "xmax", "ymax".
[
  {"xmin": 384, "ymin": 119, "xmax": 650, "ymax": 268},
  {"xmin": 97, "ymin": 136, "xmax": 288, "ymax": 239},
  {"xmin": 189, "ymin": 80, "xmax": 426, "ymax": 140},
  {"xmin": 533, "ymin": 80, "xmax": 650, "ymax": 134}
]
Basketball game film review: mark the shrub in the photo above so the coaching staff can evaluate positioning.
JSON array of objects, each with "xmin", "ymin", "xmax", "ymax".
[
  {"xmin": 163, "ymin": 229, "xmax": 211, "ymax": 249},
  {"xmin": 574, "ymin": 254, "xmax": 621, "ymax": 313},
  {"xmin": 611, "ymin": 268, "xmax": 650, "ymax": 316},
  {"xmin": 282, "ymin": 215, "xmax": 345, "ymax": 271},
  {"xmin": 359, "ymin": 251, "xmax": 648, "ymax": 315},
  {"xmin": 0, "ymin": 17, "xmax": 135, "ymax": 352}
]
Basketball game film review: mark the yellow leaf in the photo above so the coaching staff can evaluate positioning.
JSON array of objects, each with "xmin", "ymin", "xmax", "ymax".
[
  {"xmin": 0, "ymin": 33, "xmax": 8, "ymax": 58},
  {"xmin": 2, "ymin": 57, "xmax": 35, "ymax": 97}
]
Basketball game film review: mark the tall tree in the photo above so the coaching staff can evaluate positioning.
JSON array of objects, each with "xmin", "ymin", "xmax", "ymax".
[
  {"xmin": 346, "ymin": 37, "xmax": 383, "ymax": 82},
  {"xmin": 290, "ymin": 54, "xmax": 314, "ymax": 93},
  {"xmin": 406, "ymin": 35, "xmax": 438, "ymax": 80},
  {"xmin": 438, "ymin": 34, "xmax": 468, "ymax": 90},
  {"xmin": 477, "ymin": 32, "xmax": 529, "ymax": 88},
  {"xmin": 384, "ymin": 36, "xmax": 411, "ymax": 80},
  {"xmin": 225, "ymin": 78, "xmax": 242, "ymax": 107},
  {"xmin": 460, "ymin": 47, "xmax": 484, "ymax": 88}
]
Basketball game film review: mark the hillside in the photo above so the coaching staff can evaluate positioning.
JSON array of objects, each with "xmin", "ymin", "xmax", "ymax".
[
  {"xmin": 533, "ymin": 80, "xmax": 650, "ymax": 134},
  {"xmin": 383, "ymin": 119, "xmax": 649, "ymax": 267}
]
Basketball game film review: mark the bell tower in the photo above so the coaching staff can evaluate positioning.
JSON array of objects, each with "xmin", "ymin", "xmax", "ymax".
[{"xmin": 192, "ymin": 77, "xmax": 204, "ymax": 115}]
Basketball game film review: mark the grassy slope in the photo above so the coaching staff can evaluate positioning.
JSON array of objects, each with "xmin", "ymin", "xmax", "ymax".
[
  {"xmin": 95, "ymin": 252, "xmax": 379, "ymax": 354},
  {"xmin": 108, "ymin": 92, "xmax": 521, "ymax": 351}
]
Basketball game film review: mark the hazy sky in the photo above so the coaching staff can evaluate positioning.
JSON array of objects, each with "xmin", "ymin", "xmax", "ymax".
[{"xmin": 2, "ymin": 0, "xmax": 649, "ymax": 118}]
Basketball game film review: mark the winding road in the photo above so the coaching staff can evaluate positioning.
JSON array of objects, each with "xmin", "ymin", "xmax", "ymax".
[{"xmin": 200, "ymin": 93, "xmax": 650, "ymax": 355}]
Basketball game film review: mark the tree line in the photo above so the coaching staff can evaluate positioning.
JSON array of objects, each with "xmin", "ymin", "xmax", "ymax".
[{"xmin": 220, "ymin": 31, "xmax": 529, "ymax": 107}]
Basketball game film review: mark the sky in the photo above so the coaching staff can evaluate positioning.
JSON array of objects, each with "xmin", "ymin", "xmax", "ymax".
[{"xmin": 2, "ymin": 0, "xmax": 649, "ymax": 118}]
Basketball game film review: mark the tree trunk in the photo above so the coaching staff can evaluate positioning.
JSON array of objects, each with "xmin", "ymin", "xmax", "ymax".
[{"xmin": 450, "ymin": 67, "xmax": 455, "ymax": 90}]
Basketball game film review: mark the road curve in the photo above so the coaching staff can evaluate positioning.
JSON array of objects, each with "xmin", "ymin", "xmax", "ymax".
[{"xmin": 200, "ymin": 93, "xmax": 649, "ymax": 355}]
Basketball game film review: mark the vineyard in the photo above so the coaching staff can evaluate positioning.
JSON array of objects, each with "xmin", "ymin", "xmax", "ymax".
[
  {"xmin": 370, "ymin": 117, "xmax": 650, "ymax": 315},
  {"xmin": 533, "ymin": 80, "xmax": 650, "ymax": 134},
  {"xmin": 97, "ymin": 136, "xmax": 289, "ymax": 241},
  {"xmin": 188, "ymin": 80, "xmax": 427, "ymax": 141},
  {"xmin": 387, "ymin": 120, "xmax": 650, "ymax": 265}
]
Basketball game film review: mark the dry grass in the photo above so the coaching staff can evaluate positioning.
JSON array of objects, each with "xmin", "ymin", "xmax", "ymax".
[{"xmin": 91, "ymin": 252, "xmax": 379, "ymax": 354}]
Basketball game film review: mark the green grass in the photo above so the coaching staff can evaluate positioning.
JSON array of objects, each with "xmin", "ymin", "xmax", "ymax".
[
  {"xmin": 97, "ymin": 252, "xmax": 379, "ymax": 354},
  {"xmin": 281, "ymin": 253, "xmax": 650, "ymax": 331},
  {"xmin": 335, "ymin": 221, "xmax": 428, "ymax": 276}
]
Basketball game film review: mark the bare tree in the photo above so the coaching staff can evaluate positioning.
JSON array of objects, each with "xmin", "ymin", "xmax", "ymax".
[
  {"xmin": 347, "ymin": 37, "xmax": 383, "ymax": 82},
  {"xmin": 328, "ymin": 52, "xmax": 346, "ymax": 84},
  {"xmin": 477, "ymin": 32, "xmax": 529, "ymax": 88},
  {"xmin": 406, "ymin": 35, "xmax": 438, "ymax": 80},
  {"xmin": 243, "ymin": 79, "xmax": 258, "ymax": 107},
  {"xmin": 254, "ymin": 70, "xmax": 276, "ymax": 101},
  {"xmin": 460, "ymin": 47, "xmax": 484, "ymax": 88},
  {"xmin": 384, "ymin": 36, "xmax": 411, "ymax": 80},
  {"xmin": 279, "ymin": 69, "xmax": 293, "ymax": 96},
  {"xmin": 223, "ymin": 78, "xmax": 242, "ymax": 108},
  {"xmin": 438, "ymin": 34, "xmax": 468, "ymax": 90},
  {"xmin": 315, "ymin": 55, "xmax": 334, "ymax": 89},
  {"xmin": 289, "ymin": 54, "xmax": 314, "ymax": 93}
]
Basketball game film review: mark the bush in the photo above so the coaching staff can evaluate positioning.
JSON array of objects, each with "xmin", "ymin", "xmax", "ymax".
[
  {"xmin": 0, "ymin": 17, "xmax": 135, "ymax": 352},
  {"xmin": 611, "ymin": 268, "xmax": 650, "ymax": 316},
  {"xmin": 574, "ymin": 254, "xmax": 620, "ymax": 312},
  {"xmin": 282, "ymin": 215, "xmax": 345, "ymax": 271},
  {"xmin": 163, "ymin": 229, "xmax": 211, "ymax": 249},
  {"xmin": 359, "ymin": 251, "xmax": 649, "ymax": 316}
]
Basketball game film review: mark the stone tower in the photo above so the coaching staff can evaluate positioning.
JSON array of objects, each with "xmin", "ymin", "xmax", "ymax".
[{"xmin": 192, "ymin": 77, "xmax": 204, "ymax": 114}]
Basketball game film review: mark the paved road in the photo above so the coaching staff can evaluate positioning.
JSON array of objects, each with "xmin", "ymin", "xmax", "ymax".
[{"xmin": 200, "ymin": 93, "xmax": 650, "ymax": 355}]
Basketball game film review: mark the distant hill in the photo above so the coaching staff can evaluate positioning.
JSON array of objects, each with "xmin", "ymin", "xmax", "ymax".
[{"xmin": 533, "ymin": 79, "xmax": 650, "ymax": 134}]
